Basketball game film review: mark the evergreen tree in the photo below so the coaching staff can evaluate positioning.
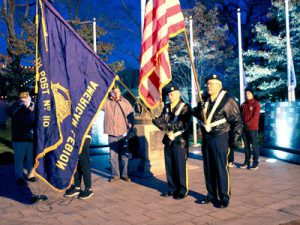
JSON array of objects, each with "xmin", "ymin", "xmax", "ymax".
[{"xmin": 244, "ymin": 0, "xmax": 300, "ymax": 102}]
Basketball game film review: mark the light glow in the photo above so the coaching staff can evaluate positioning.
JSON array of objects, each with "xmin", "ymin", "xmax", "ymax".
[
  {"xmin": 273, "ymin": 150, "xmax": 290, "ymax": 160},
  {"xmin": 265, "ymin": 158, "xmax": 277, "ymax": 163},
  {"xmin": 192, "ymin": 150, "xmax": 202, "ymax": 155}
]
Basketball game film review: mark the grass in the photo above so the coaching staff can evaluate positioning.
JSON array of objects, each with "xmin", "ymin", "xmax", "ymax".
[
  {"xmin": 0, "ymin": 126, "xmax": 12, "ymax": 153},
  {"xmin": 0, "ymin": 124, "xmax": 14, "ymax": 164}
]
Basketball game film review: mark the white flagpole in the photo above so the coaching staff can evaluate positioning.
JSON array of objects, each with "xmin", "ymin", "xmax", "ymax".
[
  {"xmin": 285, "ymin": 0, "xmax": 296, "ymax": 101},
  {"xmin": 141, "ymin": 0, "xmax": 146, "ymax": 34},
  {"xmin": 93, "ymin": 18, "xmax": 97, "ymax": 53},
  {"xmin": 189, "ymin": 16, "xmax": 199, "ymax": 147},
  {"xmin": 237, "ymin": 8, "xmax": 245, "ymax": 105}
]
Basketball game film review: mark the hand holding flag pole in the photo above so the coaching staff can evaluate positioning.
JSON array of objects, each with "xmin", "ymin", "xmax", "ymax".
[
  {"xmin": 183, "ymin": 30, "xmax": 207, "ymax": 124},
  {"xmin": 116, "ymin": 76, "xmax": 155, "ymax": 119}
]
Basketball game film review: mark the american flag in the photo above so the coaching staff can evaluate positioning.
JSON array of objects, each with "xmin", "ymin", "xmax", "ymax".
[{"xmin": 139, "ymin": 0, "xmax": 185, "ymax": 109}]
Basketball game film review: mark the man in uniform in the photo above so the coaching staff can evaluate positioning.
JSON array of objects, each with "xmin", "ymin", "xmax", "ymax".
[
  {"xmin": 193, "ymin": 74, "xmax": 243, "ymax": 208},
  {"xmin": 152, "ymin": 84, "xmax": 191, "ymax": 200}
]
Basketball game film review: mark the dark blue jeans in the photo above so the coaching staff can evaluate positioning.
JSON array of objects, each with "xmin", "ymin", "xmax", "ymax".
[
  {"xmin": 12, "ymin": 141, "xmax": 33, "ymax": 180},
  {"xmin": 74, "ymin": 138, "xmax": 92, "ymax": 189},
  {"xmin": 109, "ymin": 135, "xmax": 129, "ymax": 178},
  {"xmin": 243, "ymin": 130, "xmax": 259, "ymax": 165}
]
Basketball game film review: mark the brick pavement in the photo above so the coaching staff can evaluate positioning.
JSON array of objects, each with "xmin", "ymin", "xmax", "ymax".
[{"xmin": 0, "ymin": 149, "xmax": 299, "ymax": 225}]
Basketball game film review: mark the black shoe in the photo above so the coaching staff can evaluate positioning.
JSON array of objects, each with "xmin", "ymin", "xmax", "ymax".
[
  {"xmin": 16, "ymin": 178, "xmax": 25, "ymax": 186},
  {"xmin": 78, "ymin": 189, "xmax": 93, "ymax": 199},
  {"xmin": 121, "ymin": 176, "xmax": 131, "ymax": 182},
  {"xmin": 251, "ymin": 164, "xmax": 259, "ymax": 170},
  {"xmin": 64, "ymin": 186, "xmax": 81, "ymax": 197},
  {"xmin": 27, "ymin": 177, "xmax": 37, "ymax": 182},
  {"xmin": 108, "ymin": 176, "xmax": 119, "ymax": 183},
  {"xmin": 195, "ymin": 197, "xmax": 213, "ymax": 204},
  {"xmin": 173, "ymin": 193, "xmax": 187, "ymax": 200},
  {"xmin": 215, "ymin": 200, "xmax": 229, "ymax": 208},
  {"xmin": 160, "ymin": 191, "xmax": 174, "ymax": 197},
  {"xmin": 240, "ymin": 162, "xmax": 249, "ymax": 169}
]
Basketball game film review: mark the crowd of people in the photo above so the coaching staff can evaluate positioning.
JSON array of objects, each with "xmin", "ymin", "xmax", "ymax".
[{"xmin": 3, "ymin": 72, "xmax": 261, "ymax": 207}]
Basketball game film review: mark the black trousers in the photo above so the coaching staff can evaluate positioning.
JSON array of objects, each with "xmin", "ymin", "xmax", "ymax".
[
  {"xmin": 202, "ymin": 133, "xmax": 230, "ymax": 202},
  {"xmin": 228, "ymin": 147, "xmax": 234, "ymax": 163},
  {"xmin": 74, "ymin": 138, "xmax": 92, "ymax": 189},
  {"xmin": 243, "ymin": 130, "xmax": 259, "ymax": 165},
  {"xmin": 164, "ymin": 144, "xmax": 188, "ymax": 195}
]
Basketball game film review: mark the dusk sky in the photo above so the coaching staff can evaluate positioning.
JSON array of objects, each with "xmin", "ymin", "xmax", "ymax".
[
  {"xmin": 0, "ymin": 0, "xmax": 271, "ymax": 70},
  {"xmin": 0, "ymin": 0, "xmax": 197, "ymax": 69}
]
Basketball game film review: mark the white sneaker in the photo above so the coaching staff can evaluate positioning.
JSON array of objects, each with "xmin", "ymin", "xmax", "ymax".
[{"xmin": 228, "ymin": 162, "xmax": 235, "ymax": 168}]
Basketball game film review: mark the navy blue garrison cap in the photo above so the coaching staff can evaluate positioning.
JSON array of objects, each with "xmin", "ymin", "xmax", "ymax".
[
  {"xmin": 165, "ymin": 84, "xmax": 179, "ymax": 94},
  {"xmin": 205, "ymin": 72, "xmax": 223, "ymax": 83}
]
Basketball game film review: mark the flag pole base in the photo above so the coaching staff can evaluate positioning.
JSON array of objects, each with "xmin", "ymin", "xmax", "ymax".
[{"xmin": 31, "ymin": 195, "xmax": 48, "ymax": 203}]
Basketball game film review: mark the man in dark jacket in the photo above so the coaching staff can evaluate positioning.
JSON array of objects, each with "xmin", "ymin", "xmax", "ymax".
[
  {"xmin": 152, "ymin": 84, "xmax": 191, "ymax": 200},
  {"xmin": 241, "ymin": 87, "xmax": 261, "ymax": 170},
  {"xmin": 193, "ymin": 73, "xmax": 243, "ymax": 208},
  {"xmin": 7, "ymin": 88, "xmax": 37, "ymax": 186}
]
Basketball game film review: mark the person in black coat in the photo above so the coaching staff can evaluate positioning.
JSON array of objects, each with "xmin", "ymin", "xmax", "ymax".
[
  {"xmin": 193, "ymin": 73, "xmax": 243, "ymax": 208},
  {"xmin": 152, "ymin": 84, "xmax": 191, "ymax": 200},
  {"xmin": 7, "ymin": 88, "xmax": 37, "ymax": 186}
]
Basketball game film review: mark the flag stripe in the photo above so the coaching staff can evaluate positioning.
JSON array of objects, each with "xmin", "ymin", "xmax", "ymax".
[{"xmin": 139, "ymin": 0, "xmax": 185, "ymax": 108}]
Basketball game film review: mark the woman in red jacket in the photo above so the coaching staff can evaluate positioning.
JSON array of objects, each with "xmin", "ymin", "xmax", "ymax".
[{"xmin": 241, "ymin": 88, "xmax": 261, "ymax": 170}]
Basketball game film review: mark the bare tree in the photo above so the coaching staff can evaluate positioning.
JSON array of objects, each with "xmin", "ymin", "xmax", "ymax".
[{"xmin": 0, "ymin": 0, "xmax": 35, "ymax": 98}]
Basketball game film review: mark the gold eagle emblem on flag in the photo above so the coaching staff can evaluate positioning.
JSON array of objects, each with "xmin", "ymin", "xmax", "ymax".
[{"xmin": 51, "ymin": 82, "xmax": 71, "ymax": 123}]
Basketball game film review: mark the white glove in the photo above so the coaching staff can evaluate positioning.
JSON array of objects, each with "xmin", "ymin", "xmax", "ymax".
[
  {"xmin": 167, "ymin": 131, "xmax": 175, "ymax": 141},
  {"xmin": 203, "ymin": 124, "xmax": 211, "ymax": 132}
]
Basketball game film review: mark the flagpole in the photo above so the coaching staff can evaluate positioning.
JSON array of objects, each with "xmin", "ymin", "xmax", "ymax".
[
  {"xmin": 189, "ymin": 16, "xmax": 199, "ymax": 147},
  {"xmin": 32, "ymin": 0, "xmax": 48, "ymax": 203},
  {"xmin": 93, "ymin": 18, "xmax": 97, "ymax": 53},
  {"xmin": 141, "ymin": 0, "xmax": 146, "ymax": 34},
  {"xmin": 183, "ymin": 30, "xmax": 206, "ymax": 124},
  {"xmin": 34, "ymin": 0, "xmax": 40, "ymax": 94},
  {"xmin": 285, "ymin": 0, "xmax": 296, "ymax": 101},
  {"xmin": 116, "ymin": 76, "xmax": 155, "ymax": 119},
  {"xmin": 237, "ymin": 8, "xmax": 245, "ymax": 105}
]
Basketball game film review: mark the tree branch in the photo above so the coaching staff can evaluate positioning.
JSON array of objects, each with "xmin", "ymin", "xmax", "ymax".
[{"xmin": 120, "ymin": 0, "xmax": 140, "ymax": 29}]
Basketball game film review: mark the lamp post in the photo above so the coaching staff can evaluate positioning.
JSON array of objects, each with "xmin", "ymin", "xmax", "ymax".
[{"xmin": 237, "ymin": 8, "xmax": 246, "ymax": 105}]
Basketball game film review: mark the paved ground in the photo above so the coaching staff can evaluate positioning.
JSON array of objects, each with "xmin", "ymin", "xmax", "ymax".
[{"xmin": 0, "ymin": 148, "xmax": 299, "ymax": 225}]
